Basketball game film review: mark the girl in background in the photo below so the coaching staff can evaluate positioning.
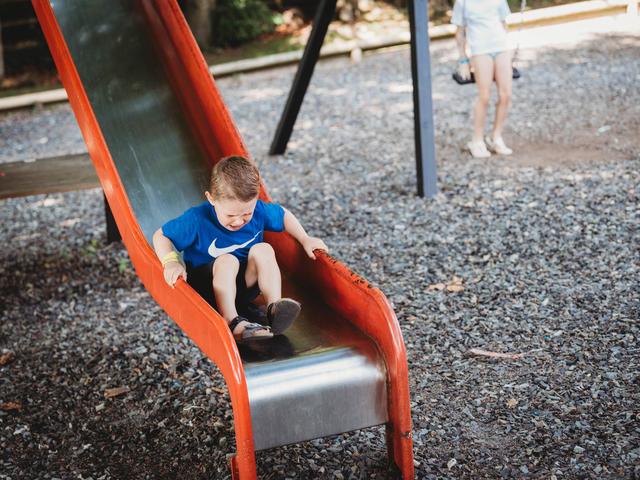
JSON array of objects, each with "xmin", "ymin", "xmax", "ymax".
[{"xmin": 452, "ymin": 0, "xmax": 514, "ymax": 158}]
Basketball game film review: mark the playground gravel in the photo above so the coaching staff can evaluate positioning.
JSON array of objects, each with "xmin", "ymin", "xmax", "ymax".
[{"xmin": 1, "ymin": 25, "xmax": 639, "ymax": 480}]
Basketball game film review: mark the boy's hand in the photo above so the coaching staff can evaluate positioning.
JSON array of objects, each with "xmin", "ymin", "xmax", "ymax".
[
  {"xmin": 164, "ymin": 261, "xmax": 187, "ymax": 287},
  {"xmin": 301, "ymin": 236, "xmax": 328, "ymax": 260}
]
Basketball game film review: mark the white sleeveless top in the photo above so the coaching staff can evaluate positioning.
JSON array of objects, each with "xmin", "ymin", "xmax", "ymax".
[{"xmin": 451, "ymin": 0, "xmax": 511, "ymax": 56}]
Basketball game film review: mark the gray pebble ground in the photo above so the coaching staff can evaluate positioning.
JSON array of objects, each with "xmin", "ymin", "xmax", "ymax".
[{"xmin": 1, "ymin": 21, "xmax": 639, "ymax": 480}]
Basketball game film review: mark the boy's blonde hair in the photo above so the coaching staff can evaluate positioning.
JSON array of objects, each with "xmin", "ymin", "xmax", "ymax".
[{"xmin": 209, "ymin": 156, "xmax": 260, "ymax": 202}]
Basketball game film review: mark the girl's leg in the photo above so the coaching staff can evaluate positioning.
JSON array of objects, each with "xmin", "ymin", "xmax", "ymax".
[
  {"xmin": 491, "ymin": 51, "xmax": 513, "ymax": 141},
  {"xmin": 471, "ymin": 55, "xmax": 495, "ymax": 143},
  {"xmin": 212, "ymin": 253, "xmax": 240, "ymax": 321},
  {"xmin": 245, "ymin": 242, "xmax": 281, "ymax": 305}
]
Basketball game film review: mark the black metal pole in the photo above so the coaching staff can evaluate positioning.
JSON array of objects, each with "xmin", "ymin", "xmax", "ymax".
[
  {"xmin": 408, "ymin": 0, "xmax": 438, "ymax": 198},
  {"xmin": 104, "ymin": 193, "xmax": 121, "ymax": 243},
  {"xmin": 269, "ymin": 0, "xmax": 337, "ymax": 155}
]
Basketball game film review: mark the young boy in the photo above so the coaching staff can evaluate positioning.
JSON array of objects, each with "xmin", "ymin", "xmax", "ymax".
[{"xmin": 152, "ymin": 156, "xmax": 328, "ymax": 342}]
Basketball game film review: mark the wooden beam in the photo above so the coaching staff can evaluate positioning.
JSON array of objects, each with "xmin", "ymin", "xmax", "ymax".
[{"xmin": 0, "ymin": 152, "xmax": 98, "ymax": 199}]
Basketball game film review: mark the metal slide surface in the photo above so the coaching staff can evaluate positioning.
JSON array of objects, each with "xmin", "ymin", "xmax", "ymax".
[
  {"xmin": 53, "ymin": 0, "xmax": 208, "ymax": 241},
  {"xmin": 34, "ymin": 0, "xmax": 413, "ymax": 477}
]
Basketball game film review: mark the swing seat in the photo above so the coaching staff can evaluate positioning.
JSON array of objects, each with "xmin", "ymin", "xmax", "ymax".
[{"xmin": 452, "ymin": 66, "xmax": 521, "ymax": 85}]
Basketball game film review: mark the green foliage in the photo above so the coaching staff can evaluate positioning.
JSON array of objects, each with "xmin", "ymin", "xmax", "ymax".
[
  {"xmin": 82, "ymin": 238, "xmax": 99, "ymax": 257},
  {"xmin": 212, "ymin": 0, "xmax": 276, "ymax": 47},
  {"xmin": 118, "ymin": 256, "xmax": 132, "ymax": 274}
]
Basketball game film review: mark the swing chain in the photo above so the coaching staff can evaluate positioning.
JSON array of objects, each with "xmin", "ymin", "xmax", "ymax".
[{"xmin": 513, "ymin": 0, "xmax": 527, "ymax": 64}]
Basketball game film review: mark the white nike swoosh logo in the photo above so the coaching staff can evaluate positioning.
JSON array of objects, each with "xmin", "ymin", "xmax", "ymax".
[{"xmin": 208, "ymin": 232, "xmax": 260, "ymax": 258}]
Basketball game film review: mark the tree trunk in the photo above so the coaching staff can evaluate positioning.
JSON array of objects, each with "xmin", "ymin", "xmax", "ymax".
[
  {"xmin": 0, "ymin": 21, "xmax": 5, "ymax": 79},
  {"xmin": 183, "ymin": 0, "xmax": 217, "ymax": 48}
]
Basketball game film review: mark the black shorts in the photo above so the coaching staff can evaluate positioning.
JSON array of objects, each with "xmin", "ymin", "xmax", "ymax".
[{"xmin": 186, "ymin": 260, "xmax": 260, "ymax": 310}]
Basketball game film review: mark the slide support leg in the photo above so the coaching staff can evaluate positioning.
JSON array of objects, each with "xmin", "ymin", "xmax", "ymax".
[
  {"xmin": 104, "ymin": 193, "xmax": 121, "ymax": 243},
  {"xmin": 269, "ymin": 0, "xmax": 337, "ymax": 155},
  {"xmin": 229, "ymin": 454, "xmax": 240, "ymax": 480}
]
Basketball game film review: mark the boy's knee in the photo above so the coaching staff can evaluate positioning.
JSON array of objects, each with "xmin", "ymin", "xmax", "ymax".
[
  {"xmin": 248, "ymin": 242, "xmax": 275, "ymax": 261},
  {"xmin": 212, "ymin": 254, "xmax": 239, "ymax": 278}
]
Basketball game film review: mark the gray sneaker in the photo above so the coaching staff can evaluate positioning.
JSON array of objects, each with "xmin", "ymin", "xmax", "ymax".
[{"xmin": 266, "ymin": 298, "xmax": 301, "ymax": 335}]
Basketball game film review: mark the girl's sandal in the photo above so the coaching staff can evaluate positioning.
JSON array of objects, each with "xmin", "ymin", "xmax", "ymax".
[
  {"xmin": 467, "ymin": 140, "xmax": 491, "ymax": 158},
  {"xmin": 229, "ymin": 316, "xmax": 273, "ymax": 342},
  {"xmin": 485, "ymin": 136, "xmax": 513, "ymax": 155}
]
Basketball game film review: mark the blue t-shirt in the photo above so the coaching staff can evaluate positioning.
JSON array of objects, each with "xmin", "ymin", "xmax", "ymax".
[{"xmin": 162, "ymin": 200, "xmax": 285, "ymax": 267}]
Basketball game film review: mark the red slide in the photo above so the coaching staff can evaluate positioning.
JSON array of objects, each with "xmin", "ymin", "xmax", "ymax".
[{"xmin": 32, "ymin": 1, "xmax": 414, "ymax": 478}]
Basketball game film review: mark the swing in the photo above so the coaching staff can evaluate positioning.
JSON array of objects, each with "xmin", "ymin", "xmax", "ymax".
[
  {"xmin": 452, "ymin": 66, "xmax": 520, "ymax": 85},
  {"xmin": 452, "ymin": 0, "xmax": 525, "ymax": 85}
]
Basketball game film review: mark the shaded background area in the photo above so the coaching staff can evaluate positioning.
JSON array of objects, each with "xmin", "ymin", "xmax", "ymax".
[{"xmin": 0, "ymin": 0, "xmax": 579, "ymax": 93}]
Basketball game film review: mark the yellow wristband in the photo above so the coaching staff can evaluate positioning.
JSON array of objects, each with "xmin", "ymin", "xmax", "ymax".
[{"xmin": 161, "ymin": 251, "xmax": 180, "ymax": 266}]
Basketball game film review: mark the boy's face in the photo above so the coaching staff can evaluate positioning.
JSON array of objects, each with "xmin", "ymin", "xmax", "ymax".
[{"xmin": 206, "ymin": 192, "xmax": 257, "ymax": 231}]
